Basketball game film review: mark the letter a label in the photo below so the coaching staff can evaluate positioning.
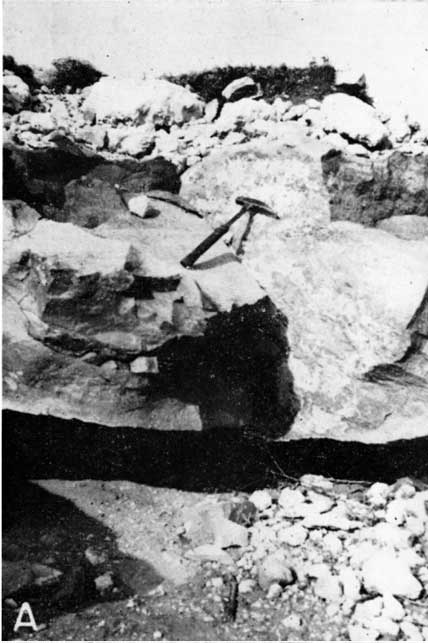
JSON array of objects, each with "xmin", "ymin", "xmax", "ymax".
[{"xmin": 13, "ymin": 602, "xmax": 38, "ymax": 632}]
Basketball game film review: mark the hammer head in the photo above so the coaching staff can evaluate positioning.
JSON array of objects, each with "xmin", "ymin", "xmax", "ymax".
[{"xmin": 235, "ymin": 196, "xmax": 280, "ymax": 219}]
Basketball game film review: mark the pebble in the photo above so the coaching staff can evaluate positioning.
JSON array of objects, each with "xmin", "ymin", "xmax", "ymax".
[
  {"xmin": 187, "ymin": 544, "xmax": 235, "ymax": 566},
  {"xmin": 370, "ymin": 615, "xmax": 400, "ymax": 638},
  {"xmin": 257, "ymin": 551, "xmax": 295, "ymax": 590},
  {"xmin": 266, "ymin": 582, "xmax": 283, "ymax": 600},
  {"xmin": 278, "ymin": 488, "xmax": 306, "ymax": 515},
  {"xmin": 361, "ymin": 550, "xmax": 423, "ymax": 599},
  {"xmin": 249, "ymin": 490, "xmax": 272, "ymax": 511},
  {"xmin": 95, "ymin": 572, "xmax": 114, "ymax": 593},
  {"xmin": 281, "ymin": 613, "xmax": 302, "ymax": 629},
  {"xmin": 366, "ymin": 482, "xmax": 390, "ymax": 507}
]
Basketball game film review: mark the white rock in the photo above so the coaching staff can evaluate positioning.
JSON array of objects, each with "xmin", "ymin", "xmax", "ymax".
[
  {"xmin": 278, "ymin": 524, "xmax": 308, "ymax": 547},
  {"xmin": 222, "ymin": 76, "xmax": 258, "ymax": 101},
  {"xmin": 257, "ymin": 551, "xmax": 295, "ymax": 590},
  {"xmin": 306, "ymin": 490, "xmax": 334, "ymax": 514},
  {"xmin": 216, "ymin": 98, "xmax": 273, "ymax": 132},
  {"xmin": 119, "ymin": 125, "xmax": 155, "ymax": 157},
  {"xmin": 278, "ymin": 488, "xmax": 306, "ymax": 515},
  {"xmin": 238, "ymin": 578, "xmax": 256, "ymax": 594},
  {"xmin": 126, "ymin": 194, "xmax": 150, "ymax": 219},
  {"xmin": 281, "ymin": 614, "xmax": 302, "ymax": 629},
  {"xmin": 249, "ymin": 490, "xmax": 272, "ymax": 511},
  {"xmin": 322, "ymin": 533, "xmax": 343, "ymax": 556},
  {"xmin": 401, "ymin": 621, "xmax": 423, "ymax": 641},
  {"xmin": 320, "ymin": 93, "xmax": 389, "ymax": 148},
  {"xmin": 213, "ymin": 518, "xmax": 248, "ymax": 549},
  {"xmin": 19, "ymin": 111, "xmax": 56, "ymax": 133},
  {"xmin": 348, "ymin": 624, "xmax": 378, "ymax": 642},
  {"xmin": 322, "ymin": 132, "xmax": 349, "ymax": 151},
  {"xmin": 3, "ymin": 74, "xmax": 30, "ymax": 112},
  {"xmin": 50, "ymin": 98, "xmax": 70, "ymax": 125},
  {"xmin": 266, "ymin": 582, "xmax": 283, "ymax": 600},
  {"xmin": 305, "ymin": 98, "xmax": 321, "ymax": 110},
  {"xmin": 187, "ymin": 544, "xmax": 234, "ymax": 566},
  {"xmin": 284, "ymin": 104, "xmax": 308, "ymax": 121},
  {"xmin": 353, "ymin": 597, "xmax": 383, "ymax": 621},
  {"xmin": 83, "ymin": 78, "xmax": 204, "ymax": 127},
  {"xmin": 382, "ymin": 594, "xmax": 405, "ymax": 622},
  {"xmin": 347, "ymin": 143, "xmax": 371, "ymax": 157},
  {"xmin": 361, "ymin": 523, "xmax": 413, "ymax": 549},
  {"xmin": 339, "ymin": 568, "xmax": 361, "ymax": 604},
  {"xmin": 313, "ymin": 570, "xmax": 342, "ymax": 602},
  {"xmin": 370, "ymin": 616, "xmax": 399, "ymax": 638},
  {"xmin": 299, "ymin": 474, "xmax": 333, "ymax": 491},
  {"xmin": 385, "ymin": 499, "xmax": 406, "ymax": 526},
  {"xmin": 95, "ymin": 572, "xmax": 113, "ymax": 593},
  {"xmin": 362, "ymin": 550, "xmax": 423, "ymax": 598},
  {"xmin": 130, "ymin": 356, "xmax": 159, "ymax": 374},
  {"xmin": 366, "ymin": 482, "xmax": 390, "ymax": 508}
]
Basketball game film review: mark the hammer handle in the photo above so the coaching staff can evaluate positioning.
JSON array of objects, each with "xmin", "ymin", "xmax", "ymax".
[{"xmin": 181, "ymin": 208, "xmax": 246, "ymax": 268}]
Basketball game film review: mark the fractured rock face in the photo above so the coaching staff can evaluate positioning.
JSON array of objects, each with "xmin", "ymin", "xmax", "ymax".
[{"xmin": 3, "ymin": 196, "xmax": 298, "ymax": 437}]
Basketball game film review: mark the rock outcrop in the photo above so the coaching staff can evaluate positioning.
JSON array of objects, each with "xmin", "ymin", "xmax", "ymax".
[{"xmin": 3, "ymin": 192, "xmax": 298, "ymax": 436}]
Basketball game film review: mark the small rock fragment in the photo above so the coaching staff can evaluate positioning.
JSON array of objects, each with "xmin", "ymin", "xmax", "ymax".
[
  {"xmin": 130, "ymin": 356, "xmax": 159, "ymax": 374},
  {"xmin": 95, "ymin": 572, "xmax": 114, "ymax": 593},
  {"xmin": 322, "ymin": 533, "xmax": 343, "ymax": 555},
  {"xmin": 312, "ymin": 569, "xmax": 342, "ymax": 602},
  {"xmin": 282, "ymin": 614, "xmax": 302, "ymax": 629},
  {"xmin": 339, "ymin": 567, "xmax": 361, "ymax": 605},
  {"xmin": 278, "ymin": 524, "xmax": 308, "ymax": 547},
  {"xmin": 353, "ymin": 597, "xmax": 383, "ymax": 621},
  {"xmin": 257, "ymin": 551, "xmax": 295, "ymax": 590},
  {"xmin": 370, "ymin": 616, "xmax": 399, "ymax": 638},
  {"xmin": 238, "ymin": 578, "xmax": 256, "ymax": 594},
  {"xmin": 299, "ymin": 474, "xmax": 333, "ymax": 491},
  {"xmin": 266, "ymin": 582, "xmax": 283, "ymax": 600},
  {"xmin": 187, "ymin": 545, "xmax": 235, "ymax": 566},
  {"xmin": 366, "ymin": 482, "xmax": 390, "ymax": 507},
  {"xmin": 214, "ymin": 518, "xmax": 249, "ymax": 549},
  {"xmin": 249, "ymin": 490, "xmax": 272, "ymax": 511}
]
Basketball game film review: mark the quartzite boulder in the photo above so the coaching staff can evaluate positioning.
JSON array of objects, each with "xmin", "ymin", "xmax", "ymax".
[
  {"xmin": 182, "ymin": 139, "xmax": 428, "ymax": 442},
  {"xmin": 83, "ymin": 78, "xmax": 204, "ymax": 127}
]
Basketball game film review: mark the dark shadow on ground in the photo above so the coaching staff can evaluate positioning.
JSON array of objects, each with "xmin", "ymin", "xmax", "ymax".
[
  {"xmin": 2, "ymin": 477, "xmax": 162, "ymax": 640},
  {"xmin": 4, "ymin": 410, "xmax": 428, "ymax": 492}
]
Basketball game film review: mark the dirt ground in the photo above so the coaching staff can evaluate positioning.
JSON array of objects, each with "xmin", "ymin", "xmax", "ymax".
[{"xmin": 3, "ymin": 411, "xmax": 428, "ymax": 641}]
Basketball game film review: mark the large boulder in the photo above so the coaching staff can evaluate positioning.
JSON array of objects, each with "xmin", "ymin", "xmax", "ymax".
[
  {"xmin": 319, "ymin": 93, "xmax": 389, "ymax": 149},
  {"xmin": 3, "ymin": 73, "xmax": 30, "ymax": 113},
  {"xmin": 182, "ymin": 140, "xmax": 428, "ymax": 442},
  {"xmin": 322, "ymin": 149, "xmax": 428, "ymax": 226},
  {"xmin": 82, "ymin": 78, "xmax": 204, "ymax": 127},
  {"xmin": 3, "ymin": 197, "xmax": 298, "ymax": 437}
]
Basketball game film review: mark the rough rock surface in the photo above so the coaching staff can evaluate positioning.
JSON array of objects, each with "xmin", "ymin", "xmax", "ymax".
[
  {"xmin": 182, "ymin": 140, "xmax": 428, "ymax": 441},
  {"xmin": 83, "ymin": 78, "xmax": 204, "ymax": 127},
  {"xmin": 322, "ymin": 149, "xmax": 428, "ymax": 226},
  {"xmin": 3, "ymin": 195, "xmax": 298, "ymax": 436},
  {"xmin": 3, "ymin": 73, "xmax": 31, "ymax": 114}
]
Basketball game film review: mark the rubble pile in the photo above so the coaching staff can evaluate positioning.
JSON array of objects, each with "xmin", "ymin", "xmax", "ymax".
[{"xmin": 182, "ymin": 476, "xmax": 428, "ymax": 641}]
